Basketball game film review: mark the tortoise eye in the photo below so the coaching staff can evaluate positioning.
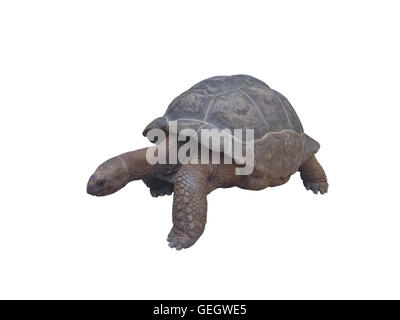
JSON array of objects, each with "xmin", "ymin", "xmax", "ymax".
[{"xmin": 95, "ymin": 179, "xmax": 106, "ymax": 187}]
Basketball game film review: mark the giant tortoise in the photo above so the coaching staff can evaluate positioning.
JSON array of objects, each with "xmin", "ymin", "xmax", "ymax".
[{"xmin": 87, "ymin": 75, "xmax": 328, "ymax": 250}]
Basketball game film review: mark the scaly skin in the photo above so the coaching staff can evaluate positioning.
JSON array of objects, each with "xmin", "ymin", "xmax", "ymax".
[{"xmin": 167, "ymin": 164, "xmax": 209, "ymax": 250}]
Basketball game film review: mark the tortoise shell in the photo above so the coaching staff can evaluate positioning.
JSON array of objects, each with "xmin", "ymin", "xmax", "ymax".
[
  {"xmin": 143, "ymin": 75, "xmax": 304, "ymax": 142},
  {"xmin": 143, "ymin": 74, "xmax": 320, "ymax": 178}
]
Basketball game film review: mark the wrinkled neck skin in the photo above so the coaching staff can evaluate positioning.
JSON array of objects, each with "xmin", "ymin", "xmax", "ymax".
[
  {"xmin": 87, "ymin": 147, "xmax": 248, "ymax": 199},
  {"xmin": 105, "ymin": 143, "xmax": 243, "ymax": 192},
  {"xmin": 115, "ymin": 147, "xmax": 180, "ymax": 182}
]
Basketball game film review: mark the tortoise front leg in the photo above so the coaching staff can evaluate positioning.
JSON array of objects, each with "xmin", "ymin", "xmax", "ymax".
[{"xmin": 167, "ymin": 164, "xmax": 209, "ymax": 250}]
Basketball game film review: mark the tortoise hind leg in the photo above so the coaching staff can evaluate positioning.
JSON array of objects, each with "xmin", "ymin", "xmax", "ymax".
[
  {"xmin": 167, "ymin": 164, "xmax": 208, "ymax": 250},
  {"xmin": 142, "ymin": 177, "xmax": 174, "ymax": 197},
  {"xmin": 299, "ymin": 155, "xmax": 328, "ymax": 194}
]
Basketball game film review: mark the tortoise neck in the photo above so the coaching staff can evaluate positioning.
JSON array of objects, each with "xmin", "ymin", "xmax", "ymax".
[{"xmin": 117, "ymin": 147, "xmax": 179, "ymax": 181}]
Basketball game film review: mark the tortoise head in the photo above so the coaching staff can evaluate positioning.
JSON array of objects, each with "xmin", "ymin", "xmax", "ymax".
[{"xmin": 87, "ymin": 157, "xmax": 131, "ymax": 196}]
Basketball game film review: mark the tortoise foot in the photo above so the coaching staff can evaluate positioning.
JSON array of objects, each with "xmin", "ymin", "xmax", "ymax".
[
  {"xmin": 150, "ymin": 184, "xmax": 174, "ymax": 197},
  {"xmin": 303, "ymin": 180, "xmax": 328, "ymax": 194},
  {"xmin": 167, "ymin": 227, "xmax": 200, "ymax": 250}
]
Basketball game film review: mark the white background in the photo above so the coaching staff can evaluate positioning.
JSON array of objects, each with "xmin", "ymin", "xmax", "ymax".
[{"xmin": 0, "ymin": 0, "xmax": 399, "ymax": 299}]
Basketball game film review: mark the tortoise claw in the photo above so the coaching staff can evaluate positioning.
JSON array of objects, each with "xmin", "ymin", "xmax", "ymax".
[
  {"xmin": 150, "ymin": 184, "xmax": 174, "ymax": 197},
  {"xmin": 167, "ymin": 227, "xmax": 198, "ymax": 250},
  {"xmin": 303, "ymin": 181, "xmax": 328, "ymax": 195}
]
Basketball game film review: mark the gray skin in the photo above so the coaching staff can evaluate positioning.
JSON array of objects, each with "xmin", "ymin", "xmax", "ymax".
[{"xmin": 87, "ymin": 75, "xmax": 328, "ymax": 250}]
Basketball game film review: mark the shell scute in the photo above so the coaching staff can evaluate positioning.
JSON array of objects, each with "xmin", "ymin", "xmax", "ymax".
[{"xmin": 166, "ymin": 90, "xmax": 213, "ymax": 121}]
